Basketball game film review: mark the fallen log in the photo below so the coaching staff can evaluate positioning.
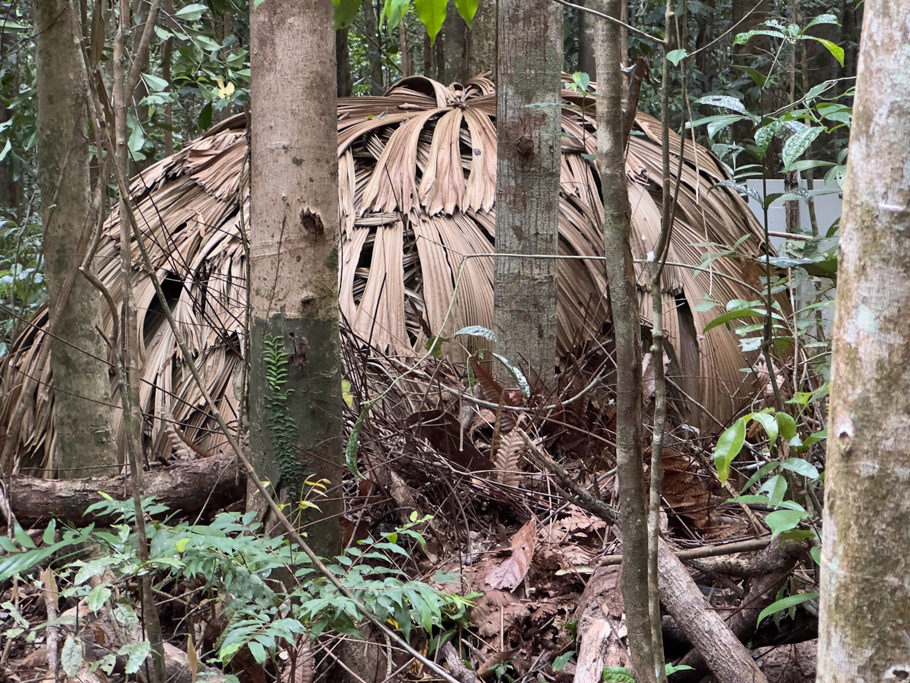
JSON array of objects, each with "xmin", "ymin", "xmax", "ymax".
[{"xmin": 4, "ymin": 453, "xmax": 242, "ymax": 527}]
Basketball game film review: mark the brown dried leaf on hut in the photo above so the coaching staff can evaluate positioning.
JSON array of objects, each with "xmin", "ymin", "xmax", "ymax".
[{"xmin": 0, "ymin": 75, "xmax": 776, "ymax": 473}]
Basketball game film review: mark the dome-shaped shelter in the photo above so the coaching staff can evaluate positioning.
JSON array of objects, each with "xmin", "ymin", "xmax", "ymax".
[{"xmin": 0, "ymin": 75, "xmax": 770, "ymax": 473}]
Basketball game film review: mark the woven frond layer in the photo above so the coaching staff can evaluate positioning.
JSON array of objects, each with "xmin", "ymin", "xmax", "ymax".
[{"xmin": 0, "ymin": 75, "xmax": 768, "ymax": 473}]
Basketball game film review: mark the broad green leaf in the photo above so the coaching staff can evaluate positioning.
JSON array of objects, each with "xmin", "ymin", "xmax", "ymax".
[
  {"xmin": 414, "ymin": 0, "xmax": 447, "ymax": 43},
  {"xmin": 751, "ymin": 410, "xmax": 778, "ymax": 446},
  {"xmin": 734, "ymin": 28, "xmax": 786, "ymax": 45},
  {"xmin": 727, "ymin": 494, "xmax": 772, "ymax": 505},
  {"xmin": 774, "ymin": 412, "xmax": 798, "ymax": 442},
  {"xmin": 781, "ymin": 126, "xmax": 823, "ymax": 170},
  {"xmin": 758, "ymin": 474, "xmax": 787, "ymax": 507},
  {"xmin": 666, "ymin": 49, "xmax": 688, "ymax": 66},
  {"xmin": 766, "ymin": 509, "xmax": 806, "ymax": 537},
  {"xmin": 703, "ymin": 307, "xmax": 765, "ymax": 333},
  {"xmin": 174, "ymin": 3, "xmax": 208, "ymax": 20},
  {"xmin": 87, "ymin": 584, "xmax": 112, "ymax": 613},
  {"xmin": 248, "ymin": 640, "xmax": 267, "ymax": 663},
  {"xmin": 382, "ymin": 0, "xmax": 411, "ymax": 29},
  {"xmin": 714, "ymin": 416, "xmax": 747, "ymax": 484},
  {"xmin": 192, "ymin": 33, "xmax": 222, "ymax": 51},
  {"xmin": 333, "ymin": 0, "xmax": 361, "ymax": 29},
  {"xmin": 142, "ymin": 73, "xmax": 169, "ymax": 92},
  {"xmin": 42, "ymin": 519, "xmax": 57, "ymax": 545},
  {"xmin": 780, "ymin": 458, "xmax": 819, "ymax": 479},
  {"xmin": 690, "ymin": 113, "xmax": 748, "ymax": 139},
  {"xmin": 454, "ymin": 325, "xmax": 497, "ymax": 341},
  {"xmin": 120, "ymin": 640, "xmax": 152, "ymax": 674},
  {"xmin": 756, "ymin": 591, "xmax": 817, "ymax": 626},
  {"xmin": 14, "ymin": 523, "xmax": 35, "ymax": 548},
  {"xmin": 803, "ymin": 36, "xmax": 844, "ymax": 66},
  {"xmin": 61, "ymin": 636, "xmax": 83, "ymax": 677},
  {"xmin": 803, "ymin": 13, "xmax": 839, "ymax": 30},
  {"xmin": 740, "ymin": 460, "xmax": 780, "ymax": 493},
  {"xmin": 454, "ymin": 0, "xmax": 478, "ymax": 28},
  {"xmin": 754, "ymin": 121, "xmax": 783, "ymax": 158},
  {"xmin": 697, "ymin": 95, "xmax": 748, "ymax": 115},
  {"xmin": 553, "ymin": 650, "xmax": 575, "ymax": 671},
  {"xmin": 0, "ymin": 138, "xmax": 11, "ymax": 162},
  {"xmin": 128, "ymin": 124, "xmax": 146, "ymax": 154}
]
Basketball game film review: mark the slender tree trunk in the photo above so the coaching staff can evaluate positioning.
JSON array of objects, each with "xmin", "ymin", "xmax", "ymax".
[
  {"xmin": 441, "ymin": 3, "xmax": 467, "ymax": 83},
  {"xmin": 595, "ymin": 2, "xmax": 659, "ymax": 681},
  {"xmin": 34, "ymin": 0, "xmax": 118, "ymax": 475},
  {"xmin": 249, "ymin": 0, "xmax": 343, "ymax": 556},
  {"xmin": 493, "ymin": 0, "xmax": 561, "ymax": 388},
  {"xmin": 398, "ymin": 21, "xmax": 411, "ymax": 78},
  {"xmin": 577, "ymin": 8, "xmax": 597, "ymax": 78},
  {"xmin": 361, "ymin": 0, "xmax": 384, "ymax": 94},
  {"xmin": 818, "ymin": 2, "xmax": 910, "ymax": 679},
  {"xmin": 337, "ymin": 28, "xmax": 353, "ymax": 97},
  {"xmin": 466, "ymin": 0, "xmax": 496, "ymax": 77}
]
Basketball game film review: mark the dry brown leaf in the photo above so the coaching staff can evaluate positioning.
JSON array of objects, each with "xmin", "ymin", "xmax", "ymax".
[{"xmin": 485, "ymin": 517, "xmax": 537, "ymax": 591}]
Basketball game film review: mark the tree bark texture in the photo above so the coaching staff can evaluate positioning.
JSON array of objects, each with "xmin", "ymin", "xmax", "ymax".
[
  {"xmin": 249, "ymin": 0, "xmax": 343, "ymax": 556},
  {"xmin": 657, "ymin": 543, "xmax": 768, "ymax": 683},
  {"xmin": 360, "ymin": 0, "xmax": 384, "ymax": 94},
  {"xmin": 818, "ymin": 2, "xmax": 910, "ymax": 680},
  {"xmin": 466, "ymin": 0, "xmax": 496, "ymax": 77},
  {"xmin": 34, "ymin": 0, "xmax": 118, "ymax": 475},
  {"xmin": 493, "ymin": 0, "xmax": 561, "ymax": 388},
  {"xmin": 6, "ymin": 452, "xmax": 242, "ymax": 527},
  {"xmin": 594, "ymin": 2, "xmax": 656, "ymax": 680}
]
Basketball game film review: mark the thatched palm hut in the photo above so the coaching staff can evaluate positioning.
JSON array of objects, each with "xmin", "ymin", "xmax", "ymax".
[{"xmin": 0, "ymin": 76, "xmax": 769, "ymax": 474}]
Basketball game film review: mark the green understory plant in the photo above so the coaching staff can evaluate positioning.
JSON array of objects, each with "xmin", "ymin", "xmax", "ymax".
[{"xmin": 0, "ymin": 498, "xmax": 474, "ymax": 675}]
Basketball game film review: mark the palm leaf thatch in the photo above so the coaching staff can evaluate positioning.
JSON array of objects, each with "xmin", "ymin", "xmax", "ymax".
[{"xmin": 0, "ymin": 75, "xmax": 771, "ymax": 474}]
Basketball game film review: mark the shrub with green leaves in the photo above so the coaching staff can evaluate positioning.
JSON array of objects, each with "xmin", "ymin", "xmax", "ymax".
[{"xmin": 0, "ymin": 498, "xmax": 474, "ymax": 670}]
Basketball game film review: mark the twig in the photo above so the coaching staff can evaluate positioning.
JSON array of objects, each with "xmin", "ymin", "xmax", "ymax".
[
  {"xmin": 550, "ymin": 0, "xmax": 661, "ymax": 42},
  {"xmin": 598, "ymin": 537, "xmax": 772, "ymax": 566}
]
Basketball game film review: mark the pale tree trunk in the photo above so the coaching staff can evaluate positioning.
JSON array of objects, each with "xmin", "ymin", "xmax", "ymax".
[
  {"xmin": 466, "ymin": 0, "xmax": 495, "ymax": 77},
  {"xmin": 493, "ymin": 0, "xmax": 561, "ymax": 388},
  {"xmin": 595, "ymin": 2, "xmax": 659, "ymax": 681},
  {"xmin": 249, "ymin": 0, "xmax": 342, "ymax": 556},
  {"xmin": 34, "ymin": 0, "xmax": 118, "ymax": 475},
  {"xmin": 818, "ymin": 1, "xmax": 910, "ymax": 679}
]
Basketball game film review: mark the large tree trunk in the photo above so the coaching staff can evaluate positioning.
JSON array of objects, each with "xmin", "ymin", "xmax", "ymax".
[
  {"xmin": 249, "ymin": 0, "xmax": 343, "ymax": 556},
  {"xmin": 817, "ymin": 1, "xmax": 910, "ymax": 679},
  {"xmin": 493, "ymin": 0, "xmax": 561, "ymax": 388},
  {"xmin": 34, "ymin": 0, "xmax": 118, "ymax": 475}
]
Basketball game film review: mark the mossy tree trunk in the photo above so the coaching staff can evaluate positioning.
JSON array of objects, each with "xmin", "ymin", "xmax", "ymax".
[
  {"xmin": 249, "ymin": 0, "xmax": 342, "ymax": 556},
  {"xmin": 818, "ymin": 1, "xmax": 910, "ymax": 679},
  {"xmin": 34, "ymin": 0, "xmax": 118, "ymax": 475},
  {"xmin": 493, "ymin": 0, "xmax": 561, "ymax": 388}
]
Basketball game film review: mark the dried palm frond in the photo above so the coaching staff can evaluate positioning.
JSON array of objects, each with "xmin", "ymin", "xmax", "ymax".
[{"xmin": 0, "ymin": 75, "xmax": 771, "ymax": 473}]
